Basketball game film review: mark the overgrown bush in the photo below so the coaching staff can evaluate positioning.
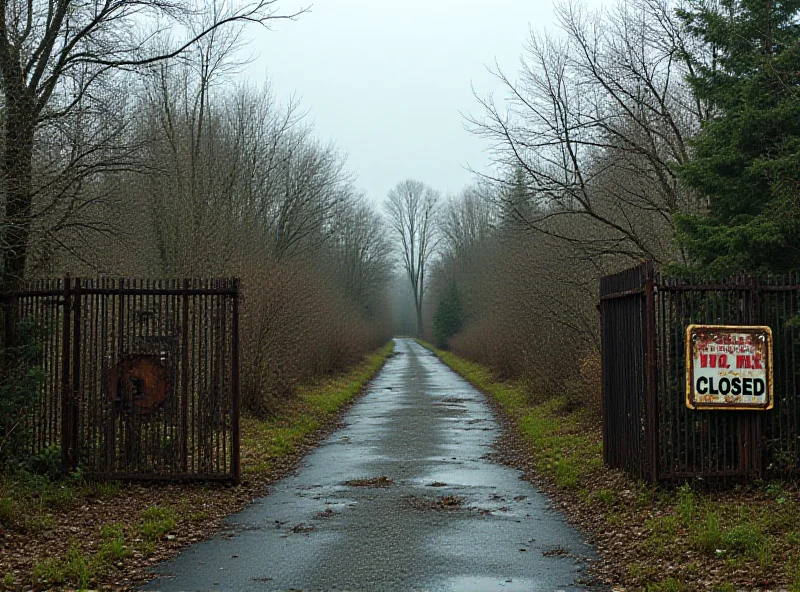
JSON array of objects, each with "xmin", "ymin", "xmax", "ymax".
[
  {"xmin": 240, "ymin": 263, "xmax": 391, "ymax": 416},
  {"xmin": 0, "ymin": 319, "xmax": 46, "ymax": 471}
]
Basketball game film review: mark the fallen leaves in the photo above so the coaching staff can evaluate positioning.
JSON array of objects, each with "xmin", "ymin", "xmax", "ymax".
[
  {"xmin": 343, "ymin": 476, "xmax": 394, "ymax": 488},
  {"xmin": 406, "ymin": 494, "xmax": 464, "ymax": 511}
]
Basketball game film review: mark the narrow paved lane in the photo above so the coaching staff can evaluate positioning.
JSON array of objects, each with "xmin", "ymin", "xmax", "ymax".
[{"xmin": 143, "ymin": 339, "xmax": 598, "ymax": 591}]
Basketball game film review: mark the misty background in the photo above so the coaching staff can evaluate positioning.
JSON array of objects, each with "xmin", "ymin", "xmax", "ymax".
[{"xmin": 242, "ymin": 0, "xmax": 592, "ymax": 201}]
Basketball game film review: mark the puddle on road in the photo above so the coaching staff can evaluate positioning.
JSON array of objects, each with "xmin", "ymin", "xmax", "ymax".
[
  {"xmin": 435, "ymin": 576, "xmax": 543, "ymax": 591},
  {"xmin": 419, "ymin": 469, "xmax": 500, "ymax": 488}
]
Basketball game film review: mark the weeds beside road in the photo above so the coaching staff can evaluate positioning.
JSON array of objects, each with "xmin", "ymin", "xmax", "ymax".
[
  {"xmin": 0, "ymin": 342, "xmax": 394, "ymax": 591},
  {"xmin": 421, "ymin": 341, "xmax": 800, "ymax": 592}
]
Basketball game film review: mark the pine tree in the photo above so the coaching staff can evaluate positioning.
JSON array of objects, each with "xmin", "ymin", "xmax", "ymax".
[
  {"xmin": 675, "ymin": 0, "xmax": 800, "ymax": 273},
  {"xmin": 433, "ymin": 283, "xmax": 463, "ymax": 349}
]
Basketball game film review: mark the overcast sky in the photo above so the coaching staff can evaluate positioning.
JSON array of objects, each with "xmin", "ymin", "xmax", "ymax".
[{"xmin": 241, "ymin": 0, "xmax": 566, "ymax": 202}]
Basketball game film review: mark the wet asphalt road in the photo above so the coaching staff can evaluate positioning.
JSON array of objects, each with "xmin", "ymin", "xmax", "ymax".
[{"xmin": 142, "ymin": 339, "xmax": 598, "ymax": 592}]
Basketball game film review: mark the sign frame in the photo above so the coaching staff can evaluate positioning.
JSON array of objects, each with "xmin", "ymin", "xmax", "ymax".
[{"xmin": 685, "ymin": 324, "xmax": 773, "ymax": 411}]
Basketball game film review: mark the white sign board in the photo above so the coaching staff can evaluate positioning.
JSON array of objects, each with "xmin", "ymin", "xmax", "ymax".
[{"xmin": 686, "ymin": 325, "xmax": 773, "ymax": 410}]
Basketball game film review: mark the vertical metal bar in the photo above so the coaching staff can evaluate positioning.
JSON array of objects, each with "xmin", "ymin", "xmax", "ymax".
[
  {"xmin": 749, "ymin": 274, "xmax": 763, "ymax": 478},
  {"xmin": 114, "ymin": 278, "xmax": 125, "ymax": 473},
  {"xmin": 181, "ymin": 279, "xmax": 190, "ymax": 474},
  {"xmin": 231, "ymin": 279, "xmax": 241, "ymax": 484},
  {"xmin": 69, "ymin": 278, "xmax": 81, "ymax": 472},
  {"xmin": 644, "ymin": 263, "xmax": 659, "ymax": 483},
  {"xmin": 60, "ymin": 277, "xmax": 72, "ymax": 473},
  {"xmin": 190, "ymin": 282, "xmax": 197, "ymax": 475}
]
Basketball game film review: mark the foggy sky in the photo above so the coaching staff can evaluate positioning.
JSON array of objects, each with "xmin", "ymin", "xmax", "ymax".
[{"xmin": 242, "ymin": 0, "xmax": 564, "ymax": 202}]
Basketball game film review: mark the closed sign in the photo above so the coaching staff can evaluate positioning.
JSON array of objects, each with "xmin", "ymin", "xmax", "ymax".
[{"xmin": 686, "ymin": 325, "xmax": 773, "ymax": 410}]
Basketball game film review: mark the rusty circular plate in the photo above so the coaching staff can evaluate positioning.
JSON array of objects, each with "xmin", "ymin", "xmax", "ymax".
[{"xmin": 108, "ymin": 355, "xmax": 172, "ymax": 415}]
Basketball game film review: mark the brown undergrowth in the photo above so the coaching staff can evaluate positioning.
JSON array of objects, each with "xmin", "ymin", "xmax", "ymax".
[
  {"xmin": 420, "ymin": 341, "xmax": 800, "ymax": 592},
  {"xmin": 0, "ymin": 341, "xmax": 394, "ymax": 591}
]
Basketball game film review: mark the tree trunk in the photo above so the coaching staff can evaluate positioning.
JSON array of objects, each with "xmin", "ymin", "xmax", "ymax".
[
  {"xmin": 1, "ymin": 92, "xmax": 36, "ymax": 348},
  {"xmin": 2, "ymin": 99, "xmax": 35, "ymax": 288}
]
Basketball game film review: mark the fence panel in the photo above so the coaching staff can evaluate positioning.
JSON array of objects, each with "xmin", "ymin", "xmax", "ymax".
[
  {"xmin": 1, "ymin": 277, "xmax": 240, "ymax": 482},
  {"xmin": 601, "ymin": 264, "xmax": 800, "ymax": 482},
  {"xmin": 655, "ymin": 276, "xmax": 762, "ymax": 479},
  {"xmin": 0, "ymin": 279, "xmax": 68, "ymax": 457},
  {"xmin": 760, "ymin": 276, "xmax": 800, "ymax": 474},
  {"xmin": 599, "ymin": 262, "xmax": 656, "ymax": 482}
]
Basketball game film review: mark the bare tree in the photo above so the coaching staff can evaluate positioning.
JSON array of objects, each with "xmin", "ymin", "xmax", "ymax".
[
  {"xmin": 0, "ymin": 0, "xmax": 303, "ymax": 293},
  {"xmin": 330, "ymin": 196, "xmax": 394, "ymax": 319},
  {"xmin": 468, "ymin": 0, "xmax": 708, "ymax": 266},
  {"xmin": 440, "ymin": 184, "xmax": 496, "ymax": 261},
  {"xmin": 386, "ymin": 179, "xmax": 439, "ymax": 336}
]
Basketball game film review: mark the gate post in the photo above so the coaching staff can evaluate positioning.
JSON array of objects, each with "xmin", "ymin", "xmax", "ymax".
[{"xmin": 644, "ymin": 263, "xmax": 660, "ymax": 483}]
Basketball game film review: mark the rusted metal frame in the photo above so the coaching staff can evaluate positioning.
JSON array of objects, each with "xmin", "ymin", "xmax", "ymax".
[
  {"xmin": 79, "ymin": 286, "xmax": 238, "ymax": 296},
  {"xmin": 231, "ymin": 279, "xmax": 241, "ymax": 484},
  {"xmin": 747, "ymin": 275, "xmax": 764, "ymax": 478},
  {"xmin": 66, "ymin": 278, "xmax": 82, "ymax": 472},
  {"xmin": 181, "ymin": 279, "xmax": 190, "ymax": 473},
  {"xmin": 60, "ymin": 278, "xmax": 73, "ymax": 473},
  {"xmin": 599, "ymin": 287, "xmax": 646, "ymax": 301},
  {"xmin": 643, "ymin": 263, "xmax": 660, "ymax": 483},
  {"xmin": 5, "ymin": 276, "xmax": 241, "ymax": 481}
]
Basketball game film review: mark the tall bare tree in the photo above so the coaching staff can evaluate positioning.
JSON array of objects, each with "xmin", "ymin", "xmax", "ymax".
[{"xmin": 386, "ymin": 179, "xmax": 439, "ymax": 336}]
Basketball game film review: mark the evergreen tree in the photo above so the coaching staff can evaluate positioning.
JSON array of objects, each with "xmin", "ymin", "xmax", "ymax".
[
  {"xmin": 675, "ymin": 0, "xmax": 800, "ymax": 273},
  {"xmin": 433, "ymin": 283, "xmax": 463, "ymax": 349}
]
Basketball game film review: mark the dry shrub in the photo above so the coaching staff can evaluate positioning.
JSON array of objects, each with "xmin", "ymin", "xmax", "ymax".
[
  {"xmin": 578, "ymin": 349, "xmax": 602, "ymax": 419},
  {"xmin": 437, "ymin": 223, "xmax": 603, "ymax": 412},
  {"xmin": 450, "ymin": 319, "xmax": 524, "ymax": 380},
  {"xmin": 239, "ymin": 261, "xmax": 389, "ymax": 416}
]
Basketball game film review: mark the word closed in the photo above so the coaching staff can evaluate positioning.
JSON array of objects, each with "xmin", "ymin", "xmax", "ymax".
[{"xmin": 686, "ymin": 325, "xmax": 772, "ymax": 410}]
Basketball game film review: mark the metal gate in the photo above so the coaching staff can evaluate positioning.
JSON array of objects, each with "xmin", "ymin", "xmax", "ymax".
[
  {"xmin": 4, "ymin": 277, "xmax": 240, "ymax": 482},
  {"xmin": 600, "ymin": 263, "xmax": 800, "ymax": 483}
]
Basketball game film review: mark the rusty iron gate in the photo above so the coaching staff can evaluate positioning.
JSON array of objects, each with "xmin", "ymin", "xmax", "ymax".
[
  {"xmin": 2, "ymin": 278, "xmax": 240, "ymax": 482},
  {"xmin": 600, "ymin": 262, "xmax": 800, "ymax": 483}
]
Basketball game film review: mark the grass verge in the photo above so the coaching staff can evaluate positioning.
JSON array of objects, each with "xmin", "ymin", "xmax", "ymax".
[
  {"xmin": 419, "ymin": 340, "xmax": 800, "ymax": 592},
  {"xmin": 0, "ymin": 341, "xmax": 394, "ymax": 591}
]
